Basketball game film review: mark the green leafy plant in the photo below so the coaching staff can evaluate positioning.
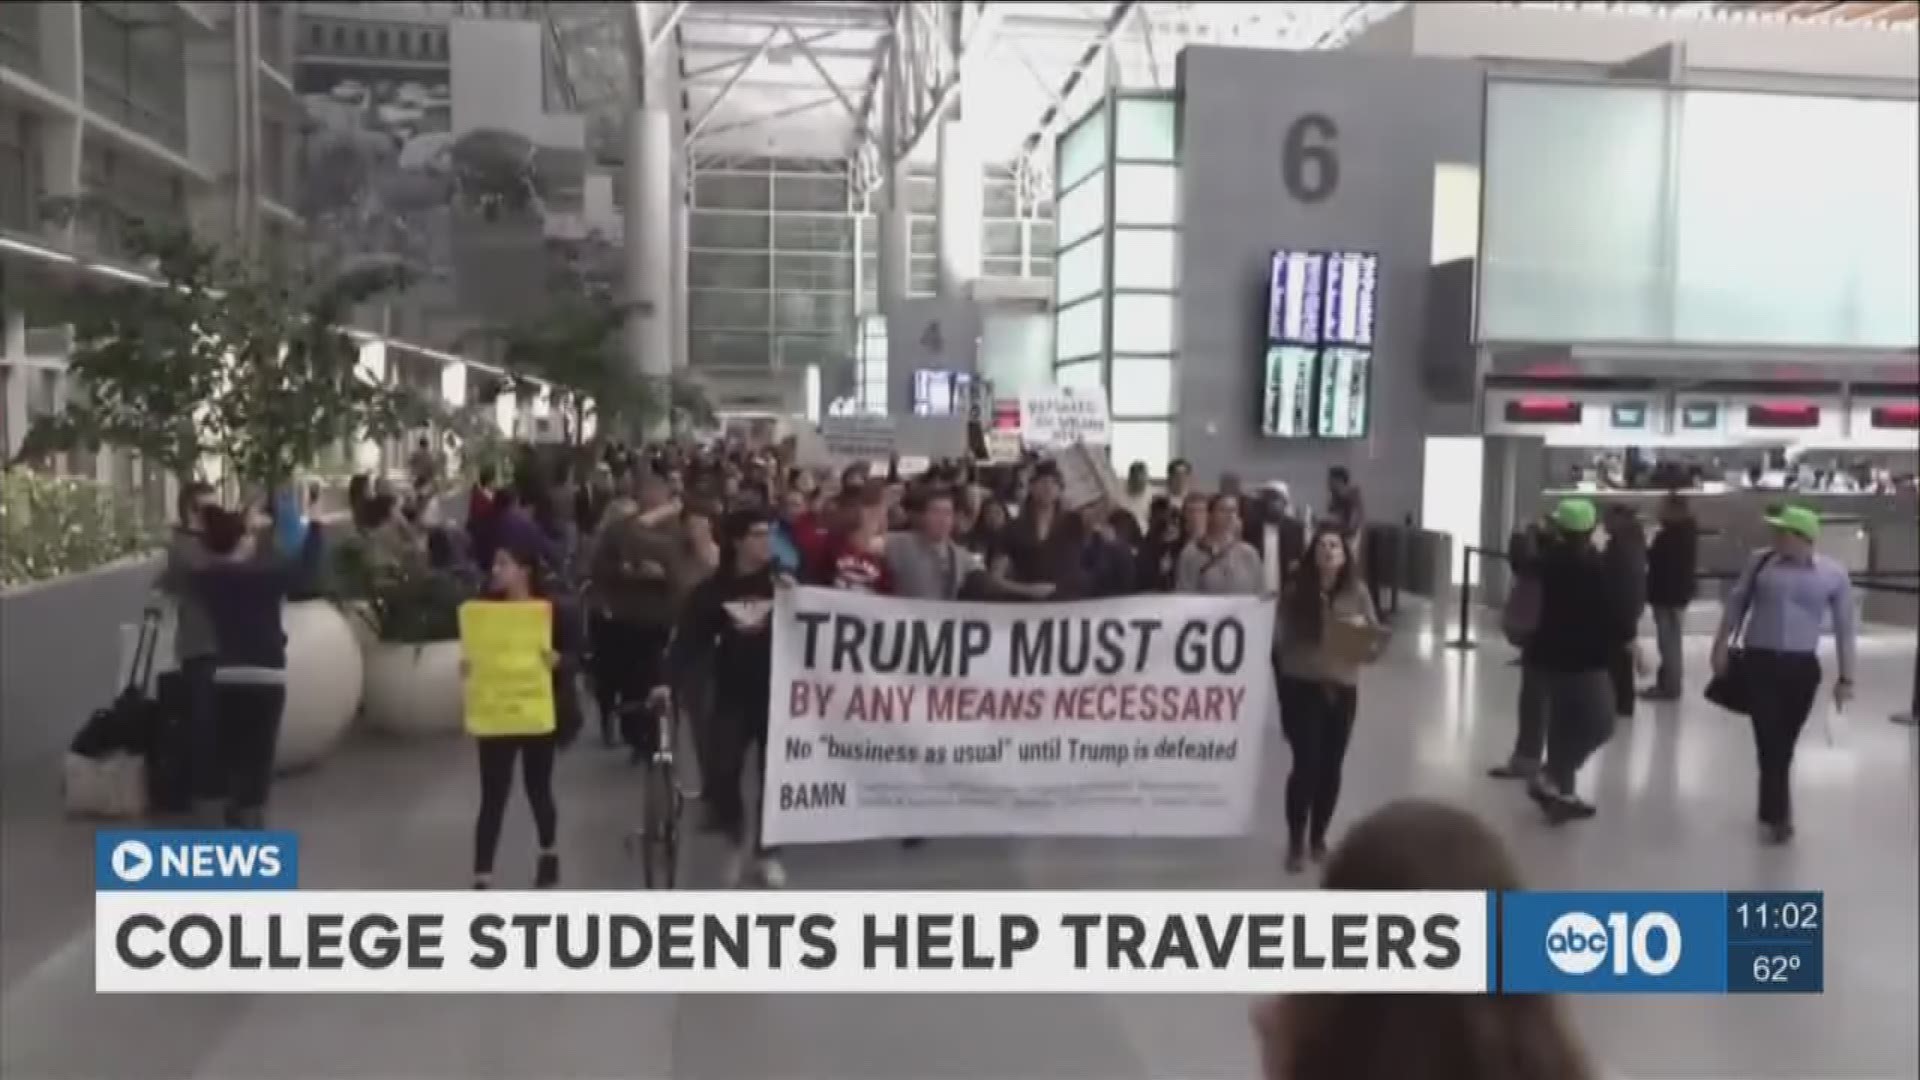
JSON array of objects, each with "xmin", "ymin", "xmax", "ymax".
[
  {"xmin": 0, "ymin": 470, "xmax": 156, "ymax": 587},
  {"xmin": 466, "ymin": 298, "xmax": 718, "ymax": 444},
  {"xmin": 17, "ymin": 199, "xmax": 423, "ymax": 494},
  {"xmin": 331, "ymin": 535, "xmax": 470, "ymax": 644}
]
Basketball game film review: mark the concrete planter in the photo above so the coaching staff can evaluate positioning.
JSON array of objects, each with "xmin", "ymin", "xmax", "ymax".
[
  {"xmin": 362, "ymin": 639, "xmax": 464, "ymax": 738},
  {"xmin": 277, "ymin": 600, "xmax": 363, "ymax": 773}
]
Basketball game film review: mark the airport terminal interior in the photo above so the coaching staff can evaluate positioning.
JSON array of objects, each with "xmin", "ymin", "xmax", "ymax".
[{"xmin": 2, "ymin": 1, "xmax": 1918, "ymax": 1079}]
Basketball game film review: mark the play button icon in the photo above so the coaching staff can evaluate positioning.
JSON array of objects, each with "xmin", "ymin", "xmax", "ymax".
[{"xmin": 111, "ymin": 839, "xmax": 154, "ymax": 883}]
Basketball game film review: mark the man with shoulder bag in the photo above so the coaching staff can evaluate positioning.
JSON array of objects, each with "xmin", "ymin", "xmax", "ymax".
[{"xmin": 1707, "ymin": 505, "xmax": 1855, "ymax": 846}]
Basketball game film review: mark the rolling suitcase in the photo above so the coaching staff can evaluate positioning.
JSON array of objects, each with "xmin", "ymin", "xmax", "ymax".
[{"xmin": 65, "ymin": 606, "xmax": 163, "ymax": 818}]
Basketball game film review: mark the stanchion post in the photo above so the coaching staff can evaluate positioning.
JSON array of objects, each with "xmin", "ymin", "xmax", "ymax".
[
  {"xmin": 1893, "ymin": 635, "xmax": 1918, "ymax": 727},
  {"xmin": 1446, "ymin": 545, "xmax": 1477, "ymax": 650}
]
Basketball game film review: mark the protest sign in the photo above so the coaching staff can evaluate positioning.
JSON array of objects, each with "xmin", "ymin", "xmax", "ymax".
[
  {"xmin": 761, "ymin": 588, "xmax": 1275, "ymax": 845},
  {"xmin": 822, "ymin": 416, "xmax": 896, "ymax": 461},
  {"xmin": 1053, "ymin": 443, "xmax": 1126, "ymax": 510},
  {"xmin": 1019, "ymin": 386, "xmax": 1111, "ymax": 449},
  {"xmin": 458, "ymin": 601, "xmax": 555, "ymax": 737}
]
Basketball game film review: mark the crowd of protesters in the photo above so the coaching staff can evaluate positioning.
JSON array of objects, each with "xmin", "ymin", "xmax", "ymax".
[{"xmin": 408, "ymin": 436, "xmax": 1383, "ymax": 888}]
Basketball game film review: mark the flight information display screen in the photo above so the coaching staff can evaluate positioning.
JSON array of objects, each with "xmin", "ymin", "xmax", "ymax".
[
  {"xmin": 1316, "ymin": 348, "xmax": 1372, "ymax": 438},
  {"xmin": 1267, "ymin": 251, "xmax": 1326, "ymax": 346},
  {"xmin": 1322, "ymin": 251, "xmax": 1378, "ymax": 347},
  {"xmin": 1261, "ymin": 346, "xmax": 1318, "ymax": 437}
]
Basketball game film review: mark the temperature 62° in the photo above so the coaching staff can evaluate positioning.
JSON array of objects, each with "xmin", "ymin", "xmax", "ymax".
[{"xmin": 1753, "ymin": 954, "xmax": 1803, "ymax": 983}]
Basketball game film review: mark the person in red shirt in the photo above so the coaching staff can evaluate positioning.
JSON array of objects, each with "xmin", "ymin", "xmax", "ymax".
[{"xmin": 825, "ymin": 483, "xmax": 893, "ymax": 594}]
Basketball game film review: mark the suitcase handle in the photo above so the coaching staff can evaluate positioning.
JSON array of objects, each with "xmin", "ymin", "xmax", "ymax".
[{"xmin": 124, "ymin": 606, "xmax": 163, "ymax": 696}]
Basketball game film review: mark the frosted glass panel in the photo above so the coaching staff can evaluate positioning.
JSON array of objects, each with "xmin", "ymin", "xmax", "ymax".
[
  {"xmin": 1055, "ymin": 359, "xmax": 1104, "ymax": 395},
  {"xmin": 1057, "ymin": 175, "xmax": 1106, "ymax": 248},
  {"xmin": 1110, "ymin": 357, "xmax": 1172, "ymax": 418},
  {"xmin": 1055, "ymin": 297, "xmax": 1105, "ymax": 362},
  {"xmin": 1112, "ymin": 229, "xmax": 1176, "ymax": 291},
  {"xmin": 1115, "ymin": 98, "xmax": 1177, "ymax": 161},
  {"xmin": 1110, "ymin": 421, "xmax": 1171, "ymax": 479},
  {"xmin": 1480, "ymin": 82, "xmax": 1672, "ymax": 341},
  {"xmin": 1057, "ymin": 109, "xmax": 1107, "ymax": 192},
  {"xmin": 1674, "ymin": 91, "xmax": 1919, "ymax": 348},
  {"xmin": 1056, "ymin": 235, "xmax": 1105, "ymax": 305},
  {"xmin": 1112, "ymin": 293, "xmax": 1174, "ymax": 354},
  {"xmin": 1113, "ymin": 164, "xmax": 1177, "ymax": 226}
]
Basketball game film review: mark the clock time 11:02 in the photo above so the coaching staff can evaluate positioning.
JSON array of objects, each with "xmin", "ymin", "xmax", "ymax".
[{"xmin": 1735, "ymin": 900, "xmax": 1820, "ymax": 932}]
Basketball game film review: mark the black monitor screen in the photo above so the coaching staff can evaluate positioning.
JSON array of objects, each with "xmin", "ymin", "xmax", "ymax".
[
  {"xmin": 1267, "ymin": 251, "xmax": 1326, "ymax": 346},
  {"xmin": 1322, "ymin": 251, "xmax": 1378, "ymax": 347},
  {"xmin": 1262, "ymin": 345, "xmax": 1317, "ymax": 437}
]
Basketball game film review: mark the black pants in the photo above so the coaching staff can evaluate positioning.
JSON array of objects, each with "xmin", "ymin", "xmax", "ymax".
[
  {"xmin": 1608, "ymin": 645, "xmax": 1636, "ymax": 719},
  {"xmin": 1511, "ymin": 663, "xmax": 1547, "ymax": 766},
  {"xmin": 473, "ymin": 734, "xmax": 558, "ymax": 876},
  {"xmin": 1277, "ymin": 676, "xmax": 1357, "ymax": 849},
  {"xmin": 180, "ymin": 657, "xmax": 222, "ymax": 802},
  {"xmin": 213, "ymin": 682, "xmax": 285, "ymax": 815},
  {"xmin": 708, "ymin": 692, "xmax": 769, "ymax": 849},
  {"xmin": 1745, "ymin": 650, "xmax": 1821, "ymax": 827},
  {"xmin": 1541, "ymin": 669, "xmax": 1615, "ymax": 798},
  {"xmin": 590, "ymin": 618, "xmax": 669, "ymax": 748}
]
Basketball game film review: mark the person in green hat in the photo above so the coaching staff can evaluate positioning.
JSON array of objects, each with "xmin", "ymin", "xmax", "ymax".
[
  {"xmin": 1512, "ymin": 497, "xmax": 1631, "ymax": 824},
  {"xmin": 1710, "ymin": 503, "xmax": 1857, "ymax": 846}
]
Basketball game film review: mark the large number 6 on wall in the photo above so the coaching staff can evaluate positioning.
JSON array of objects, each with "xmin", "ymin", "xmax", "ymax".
[{"xmin": 1282, "ymin": 115, "xmax": 1339, "ymax": 203}]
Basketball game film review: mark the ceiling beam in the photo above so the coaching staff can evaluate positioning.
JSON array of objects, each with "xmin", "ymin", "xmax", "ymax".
[
  {"xmin": 896, "ymin": 1, "xmax": 1004, "ymax": 162},
  {"xmin": 785, "ymin": 25, "xmax": 864, "ymax": 122},
  {"xmin": 1019, "ymin": 0, "xmax": 1138, "ymax": 158},
  {"xmin": 850, "ymin": 3, "xmax": 900, "ymax": 156},
  {"xmin": 680, "ymin": 29, "xmax": 842, "ymax": 79},
  {"xmin": 684, "ymin": 25, "xmax": 782, "ymax": 144},
  {"xmin": 693, "ymin": 96, "xmax": 844, "ymax": 142}
]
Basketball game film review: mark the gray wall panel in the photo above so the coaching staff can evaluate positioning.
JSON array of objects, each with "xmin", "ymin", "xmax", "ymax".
[
  {"xmin": 1177, "ymin": 47, "xmax": 1484, "ymax": 522},
  {"xmin": 0, "ymin": 560, "xmax": 158, "ymax": 802}
]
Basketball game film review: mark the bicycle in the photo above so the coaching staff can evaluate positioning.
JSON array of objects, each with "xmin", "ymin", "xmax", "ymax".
[{"xmin": 622, "ymin": 688, "xmax": 687, "ymax": 889}]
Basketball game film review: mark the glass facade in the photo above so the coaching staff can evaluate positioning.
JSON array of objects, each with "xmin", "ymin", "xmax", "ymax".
[
  {"xmin": 1051, "ymin": 93, "xmax": 1179, "ymax": 477},
  {"xmin": 693, "ymin": 158, "xmax": 1055, "ymax": 375},
  {"xmin": 1481, "ymin": 80, "xmax": 1920, "ymax": 349},
  {"xmin": 82, "ymin": 2, "xmax": 189, "ymax": 152}
]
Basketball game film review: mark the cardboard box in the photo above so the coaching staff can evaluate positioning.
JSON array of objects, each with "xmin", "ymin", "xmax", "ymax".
[{"xmin": 1324, "ymin": 619, "xmax": 1392, "ymax": 666}]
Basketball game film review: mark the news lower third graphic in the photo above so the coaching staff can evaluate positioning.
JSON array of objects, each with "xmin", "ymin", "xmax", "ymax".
[
  {"xmin": 95, "ymin": 831, "xmax": 299, "ymax": 891},
  {"xmin": 91, "ymin": 834, "xmax": 1821, "ymax": 995},
  {"xmin": 1498, "ymin": 891, "xmax": 1824, "ymax": 994}
]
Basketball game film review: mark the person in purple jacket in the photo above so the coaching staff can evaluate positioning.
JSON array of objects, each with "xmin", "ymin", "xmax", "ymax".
[{"xmin": 186, "ymin": 506, "xmax": 324, "ymax": 828}]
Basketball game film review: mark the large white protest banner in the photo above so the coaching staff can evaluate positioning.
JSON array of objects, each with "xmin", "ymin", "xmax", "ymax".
[{"xmin": 761, "ymin": 588, "xmax": 1275, "ymax": 845}]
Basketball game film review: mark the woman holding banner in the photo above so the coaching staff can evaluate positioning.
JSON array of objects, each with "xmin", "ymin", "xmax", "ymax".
[
  {"xmin": 465, "ymin": 532, "xmax": 581, "ymax": 890},
  {"xmin": 1275, "ymin": 525, "xmax": 1385, "ymax": 873}
]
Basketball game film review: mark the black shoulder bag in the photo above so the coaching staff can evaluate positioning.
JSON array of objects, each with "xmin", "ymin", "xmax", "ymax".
[{"xmin": 1703, "ymin": 551, "xmax": 1776, "ymax": 715}]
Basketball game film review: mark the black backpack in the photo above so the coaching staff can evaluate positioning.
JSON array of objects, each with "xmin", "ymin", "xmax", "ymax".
[{"xmin": 70, "ymin": 607, "xmax": 163, "ymax": 759}]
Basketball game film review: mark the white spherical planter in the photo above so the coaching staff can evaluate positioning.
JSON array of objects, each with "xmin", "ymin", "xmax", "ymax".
[
  {"xmin": 277, "ymin": 600, "xmax": 364, "ymax": 773},
  {"xmin": 362, "ymin": 640, "xmax": 465, "ymax": 737}
]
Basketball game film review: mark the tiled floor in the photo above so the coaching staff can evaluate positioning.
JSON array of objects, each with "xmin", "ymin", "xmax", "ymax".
[{"xmin": 2, "ymin": 623, "xmax": 1915, "ymax": 1080}]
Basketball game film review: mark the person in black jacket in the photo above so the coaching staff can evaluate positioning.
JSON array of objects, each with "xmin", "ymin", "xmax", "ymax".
[
  {"xmin": 1525, "ymin": 498, "xmax": 1628, "ymax": 824},
  {"xmin": 1490, "ymin": 517, "xmax": 1550, "ymax": 780},
  {"xmin": 1601, "ymin": 504, "xmax": 1648, "ymax": 719},
  {"xmin": 1642, "ymin": 493, "xmax": 1698, "ymax": 700},
  {"xmin": 188, "ymin": 506, "xmax": 324, "ymax": 828},
  {"xmin": 674, "ymin": 509, "xmax": 784, "ymax": 887}
]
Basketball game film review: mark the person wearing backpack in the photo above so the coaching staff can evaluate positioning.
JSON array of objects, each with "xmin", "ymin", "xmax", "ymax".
[{"xmin": 1489, "ymin": 516, "xmax": 1549, "ymax": 781}]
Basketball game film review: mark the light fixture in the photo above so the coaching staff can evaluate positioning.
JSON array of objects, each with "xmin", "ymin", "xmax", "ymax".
[{"xmin": 0, "ymin": 235, "xmax": 78, "ymax": 264}]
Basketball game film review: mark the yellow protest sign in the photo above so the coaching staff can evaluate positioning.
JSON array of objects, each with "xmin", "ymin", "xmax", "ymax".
[{"xmin": 459, "ymin": 601, "xmax": 555, "ymax": 737}]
